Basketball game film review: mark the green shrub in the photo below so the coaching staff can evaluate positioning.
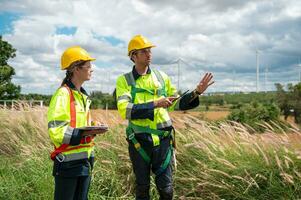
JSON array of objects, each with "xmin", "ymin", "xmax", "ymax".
[{"xmin": 228, "ymin": 102, "xmax": 281, "ymax": 132}]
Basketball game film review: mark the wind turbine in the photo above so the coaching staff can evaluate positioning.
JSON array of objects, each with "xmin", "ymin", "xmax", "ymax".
[
  {"xmin": 256, "ymin": 49, "xmax": 260, "ymax": 93},
  {"xmin": 177, "ymin": 58, "xmax": 181, "ymax": 91},
  {"xmin": 264, "ymin": 66, "xmax": 268, "ymax": 93},
  {"xmin": 233, "ymin": 69, "xmax": 236, "ymax": 93},
  {"xmin": 297, "ymin": 57, "xmax": 301, "ymax": 82}
]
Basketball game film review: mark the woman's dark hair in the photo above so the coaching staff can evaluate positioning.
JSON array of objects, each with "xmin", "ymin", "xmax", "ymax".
[{"xmin": 61, "ymin": 60, "xmax": 87, "ymax": 86}]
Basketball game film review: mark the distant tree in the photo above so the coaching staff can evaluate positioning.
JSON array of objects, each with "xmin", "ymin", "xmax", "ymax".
[
  {"xmin": 228, "ymin": 102, "xmax": 281, "ymax": 132},
  {"xmin": 200, "ymin": 92, "xmax": 276, "ymax": 107},
  {"xmin": 205, "ymin": 102, "xmax": 210, "ymax": 111},
  {"xmin": 217, "ymin": 98, "xmax": 225, "ymax": 106},
  {"xmin": 275, "ymin": 83, "xmax": 292, "ymax": 120},
  {"xmin": 292, "ymin": 83, "xmax": 301, "ymax": 123},
  {"xmin": 89, "ymin": 90, "xmax": 117, "ymax": 109},
  {"xmin": 0, "ymin": 36, "xmax": 21, "ymax": 99},
  {"xmin": 90, "ymin": 91, "xmax": 104, "ymax": 109},
  {"xmin": 275, "ymin": 82, "xmax": 301, "ymax": 124}
]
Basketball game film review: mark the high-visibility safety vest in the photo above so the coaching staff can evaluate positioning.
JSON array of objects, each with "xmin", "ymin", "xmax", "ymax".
[
  {"xmin": 116, "ymin": 68, "xmax": 178, "ymax": 175},
  {"xmin": 48, "ymin": 85, "xmax": 94, "ymax": 162},
  {"xmin": 116, "ymin": 68, "xmax": 178, "ymax": 131}
]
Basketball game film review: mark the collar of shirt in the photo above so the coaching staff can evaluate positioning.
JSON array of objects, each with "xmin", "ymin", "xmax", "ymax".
[
  {"xmin": 66, "ymin": 80, "xmax": 89, "ymax": 96},
  {"xmin": 132, "ymin": 65, "xmax": 151, "ymax": 81}
]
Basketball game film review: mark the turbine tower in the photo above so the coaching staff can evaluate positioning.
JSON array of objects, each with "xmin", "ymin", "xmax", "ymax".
[
  {"xmin": 177, "ymin": 58, "xmax": 180, "ymax": 90},
  {"xmin": 297, "ymin": 57, "xmax": 301, "ymax": 83},
  {"xmin": 264, "ymin": 66, "xmax": 268, "ymax": 93},
  {"xmin": 256, "ymin": 50, "xmax": 260, "ymax": 93}
]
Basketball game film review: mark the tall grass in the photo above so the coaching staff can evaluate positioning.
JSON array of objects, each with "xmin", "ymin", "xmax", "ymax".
[{"xmin": 0, "ymin": 109, "xmax": 301, "ymax": 199}]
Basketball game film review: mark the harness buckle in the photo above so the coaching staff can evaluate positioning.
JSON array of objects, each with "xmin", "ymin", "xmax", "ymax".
[
  {"xmin": 163, "ymin": 131, "xmax": 169, "ymax": 137},
  {"xmin": 134, "ymin": 143, "xmax": 141, "ymax": 150},
  {"xmin": 84, "ymin": 135, "xmax": 92, "ymax": 144},
  {"xmin": 157, "ymin": 89, "xmax": 161, "ymax": 96},
  {"xmin": 56, "ymin": 154, "xmax": 65, "ymax": 163},
  {"xmin": 128, "ymin": 132, "xmax": 135, "ymax": 140}
]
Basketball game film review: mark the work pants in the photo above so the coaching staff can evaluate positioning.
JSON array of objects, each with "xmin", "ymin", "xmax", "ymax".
[
  {"xmin": 53, "ymin": 157, "xmax": 94, "ymax": 200},
  {"xmin": 54, "ymin": 175, "xmax": 91, "ymax": 200},
  {"xmin": 129, "ymin": 135, "xmax": 173, "ymax": 200}
]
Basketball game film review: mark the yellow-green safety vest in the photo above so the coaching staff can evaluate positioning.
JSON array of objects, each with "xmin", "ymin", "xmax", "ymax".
[
  {"xmin": 47, "ymin": 86, "xmax": 94, "ymax": 162},
  {"xmin": 116, "ymin": 68, "xmax": 179, "ymax": 145}
]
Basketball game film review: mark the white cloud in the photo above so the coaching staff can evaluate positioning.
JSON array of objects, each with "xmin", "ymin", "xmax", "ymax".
[{"xmin": 1, "ymin": 0, "xmax": 301, "ymax": 94}]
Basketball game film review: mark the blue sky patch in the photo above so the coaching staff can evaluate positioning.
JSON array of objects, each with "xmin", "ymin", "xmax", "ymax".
[
  {"xmin": 0, "ymin": 12, "xmax": 21, "ymax": 35},
  {"xmin": 55, "ymin": 26, "xmax": 77, "ymax": 35},
  {"xmin": 92, "ymin": 32, "xmax": 124, "ymax": 46},
  {"xmin": 95, "ymin": 60, "xmax": 114, "ymax": 68},
  {"xmin": 103, "ymin": 36, "xmax": 123, "ymax": 46}
]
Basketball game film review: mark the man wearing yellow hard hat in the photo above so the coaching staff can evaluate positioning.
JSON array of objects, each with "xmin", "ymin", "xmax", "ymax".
[
  {"xmin": 116, "ymin": 35, "xmax": 214, "ymax": 199},
  {"xmin": 48, "ymin": 46, "xmax": 107, "ymax": 200}
]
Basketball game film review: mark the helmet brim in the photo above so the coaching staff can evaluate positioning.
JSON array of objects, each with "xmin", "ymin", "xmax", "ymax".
[{"xmin": 128, "ymin": 45, "xmax": 156, "ymax": 56}]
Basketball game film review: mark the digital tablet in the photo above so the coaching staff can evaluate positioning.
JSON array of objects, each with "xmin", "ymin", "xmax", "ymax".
[{"xmin": 78, "ymin": 125, "xmax": 109, "ymax": 131}]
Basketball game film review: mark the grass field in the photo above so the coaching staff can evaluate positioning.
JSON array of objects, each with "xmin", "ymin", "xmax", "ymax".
[{"xmin": 1, "ymin": 108, "xmax": 301, "ymax": 199}]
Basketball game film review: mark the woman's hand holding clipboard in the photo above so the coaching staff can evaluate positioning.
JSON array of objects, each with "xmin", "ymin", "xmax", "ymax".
[{"xmin": 79, "ymin": 125, "xmax": 109, "ymax": 136}]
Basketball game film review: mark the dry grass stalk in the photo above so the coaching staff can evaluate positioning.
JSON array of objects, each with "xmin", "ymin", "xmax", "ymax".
[
  {"xmin": 284, "ymin": 155, "xmax": 294, "ymax": 169},
  {"xmin": 274, "ymin": 151, "xmax": 283, "ymax": 171},
  {"xmin": 208, "ymin": 168, "xmax": 232, "ymax": 179},
  {"xmin": 241, "ymin": 174, "xmax": 261, "ymax": 195},
  {"xmin": 293, "ymin": 170, "xmax": 301, "ymax": 179},
  {"xmin": 215, "ymin": 158, "xmax": 236, "ymax": 169},
  {"xmin": 280, "ymin": 172, "xmax": 294, "ymax": 185},
  {"xmin": 253, "ymin": 142, "xmax": 270, "ymax": 165}
]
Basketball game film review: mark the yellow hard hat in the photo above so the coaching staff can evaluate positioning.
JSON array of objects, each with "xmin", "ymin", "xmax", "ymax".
[
  {"xmin": 128, "ymin": 35, "xmax": 156, "ymax": 56},
  {"xmin": 61, "ymin": 46, "xmax": 96, "ymax": 70}
]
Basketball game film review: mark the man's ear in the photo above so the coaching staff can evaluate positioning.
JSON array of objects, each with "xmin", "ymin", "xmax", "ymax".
[{"xmin": 131, "ymin": 55, "xmax": 136, "ymax": 63}]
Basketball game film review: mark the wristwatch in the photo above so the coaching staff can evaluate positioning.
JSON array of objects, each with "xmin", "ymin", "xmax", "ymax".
[
  {"xmin": 189, "ymin": 89, "xmax": 202, "ymax": 103},
  {"xmin": 193, "ymin": 89, "xmax": 202, "ymax": 96}
]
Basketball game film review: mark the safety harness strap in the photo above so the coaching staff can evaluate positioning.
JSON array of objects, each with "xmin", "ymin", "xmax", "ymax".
[
  {"xmin": 126, "ymin": 122, "xmax": 172, "ymax": 175},
  {"xmin": 128, "ymin": 122, "xmax": 170, "ymax": 137},
  {"xmin": 154, "ymin": 144, "xmax": 172, "ymax": 176}
]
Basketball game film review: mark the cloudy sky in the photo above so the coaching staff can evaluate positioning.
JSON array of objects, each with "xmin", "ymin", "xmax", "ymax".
[{"xmin": 1, "ymin": 0, "xmax": 301, "ymax": 94}]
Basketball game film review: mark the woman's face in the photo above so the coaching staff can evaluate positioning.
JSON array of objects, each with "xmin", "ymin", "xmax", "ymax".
[{"xmin": 77, "ymin": 61, "xmax": 93, "ymax": 81}]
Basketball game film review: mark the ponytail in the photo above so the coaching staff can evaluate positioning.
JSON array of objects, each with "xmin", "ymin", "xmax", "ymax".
[{"xmin": 61, "ymin": 70, "xmax": 73, "ymax": 86}]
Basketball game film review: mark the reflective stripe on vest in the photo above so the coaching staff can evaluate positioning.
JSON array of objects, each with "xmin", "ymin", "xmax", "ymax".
[{"xmin": 50, "ymin": 85, "xmax": 94, "ymax": 161}]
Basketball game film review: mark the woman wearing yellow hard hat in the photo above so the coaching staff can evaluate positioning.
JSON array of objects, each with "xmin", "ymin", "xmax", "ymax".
[{"xmin": 48, "ymin": 46, "xmax": 107, "ymax": 200}]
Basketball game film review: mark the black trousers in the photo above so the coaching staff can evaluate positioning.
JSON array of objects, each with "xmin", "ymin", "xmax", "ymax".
[
  {"xmin": 53, "ymin": 157, "xmax": 94, "ymax": 200},
  {"xmin": 54, "ymin": 175, "xmax": 91, "ymax": 200},
  {"xmin": 129, "ymin": 135, "xmax": 173, "ymax": 200}
]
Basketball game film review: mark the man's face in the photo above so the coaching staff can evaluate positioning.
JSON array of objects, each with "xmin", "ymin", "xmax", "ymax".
[{"xmin": 133, "ymin": 48, "xmax": 152, "ymax": 66}]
